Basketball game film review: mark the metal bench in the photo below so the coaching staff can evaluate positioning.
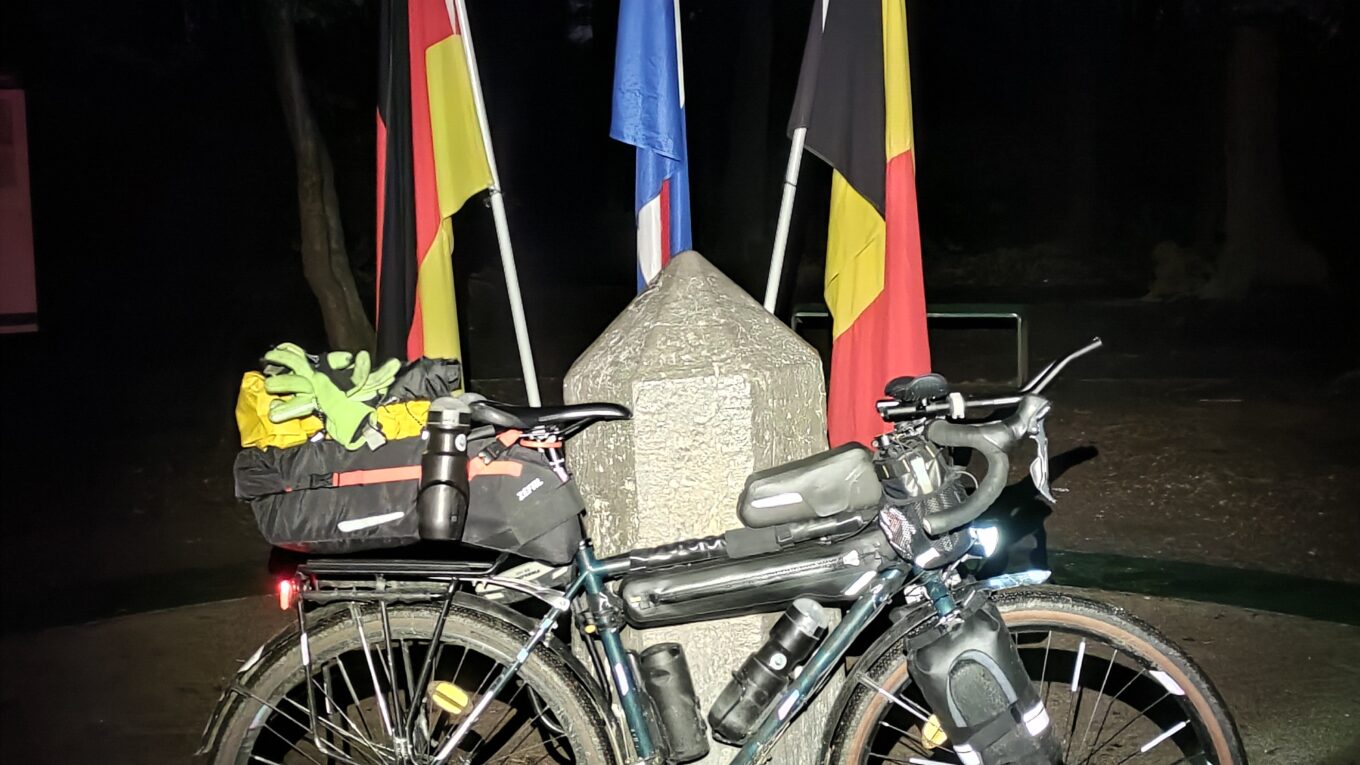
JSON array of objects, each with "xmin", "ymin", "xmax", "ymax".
[{"xmin": 789, "ymin": 303, "xmax": 1029, "ymax": 386}]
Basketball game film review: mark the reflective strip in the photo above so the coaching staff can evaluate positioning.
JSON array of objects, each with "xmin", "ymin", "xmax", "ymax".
[
  {"xmin": 332, "ymin": 465, "xmax": 422, "ymax": 487},
  {"xmin": 1140, "ymin": 720, "xmax": 1188, "ymax": 753},
  {"xmin": 750, "ymin": 492, "xmax": 804, "ymax": 508},
  {"xmin": 843, "ymin": 571, "xmax": 877, "ymax": 597},
  {"xmin": 1022, "ymin": 702, "xmax": 1050, "ymax": 736},
  {"xmin": 1150, "ymin": 670, "xmax": 1186, "ymax": 696},
  {"xmin": 337, "ymin": 510, "xmax": 406, "ymax": 533},
  {"xmin": 1070, "ymin": 639, "xmax": 1087, "ymax": 691}
]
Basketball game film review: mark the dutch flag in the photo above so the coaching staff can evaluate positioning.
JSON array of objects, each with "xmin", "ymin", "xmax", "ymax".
[{"xmin": 611, "ymin": 0, "xmax": 692, "ymax": 291}]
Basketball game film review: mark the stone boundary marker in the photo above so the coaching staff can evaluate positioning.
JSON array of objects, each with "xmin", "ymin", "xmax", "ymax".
[{"xmin": 566, "ymin": 251, "xmax": 834, "ymax": 763}]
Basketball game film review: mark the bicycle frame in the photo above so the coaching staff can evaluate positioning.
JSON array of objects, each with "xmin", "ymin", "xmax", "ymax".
[{"xmin": 410, "ymin": 539, "xmax": 914, "ymax": 765}]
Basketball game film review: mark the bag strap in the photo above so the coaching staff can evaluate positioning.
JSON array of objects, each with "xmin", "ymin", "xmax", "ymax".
[{"xmin": 330, "ymin": 465, "xmax": 423, "ymax": 487}]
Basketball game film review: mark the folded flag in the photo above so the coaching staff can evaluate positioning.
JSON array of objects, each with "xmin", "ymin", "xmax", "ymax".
[
  {"xmin": 790, "ymin": 0, "xmax": 932, "ymax": 446},
  {"xmin": 377, "ymin": 0, "xmax": 493, "ymax": 362},
  {"xmin": 610, "ymin": 0, "xmax": 693, "ymax": 290}
]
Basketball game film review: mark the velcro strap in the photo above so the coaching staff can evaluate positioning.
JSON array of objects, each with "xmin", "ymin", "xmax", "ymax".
[
  {"xmin": 723, "ymin": 527, "xmax": 784, "ymax": 558},
  {"xmin": 476, "ymin": 429, "xmax": 522, "ymax": 464},
  {"xmin": 467, "ymin": 459, "xmax": 523, "ymax": 479},
  {"xmin": 952, "ymin": 702, "xmax": 1030, "ymax": 751}
]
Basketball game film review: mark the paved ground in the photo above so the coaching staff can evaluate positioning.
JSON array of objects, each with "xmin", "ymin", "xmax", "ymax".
[{"xmin": 1, "ymin": 590, "xmax": 1355, "ymax": 763}]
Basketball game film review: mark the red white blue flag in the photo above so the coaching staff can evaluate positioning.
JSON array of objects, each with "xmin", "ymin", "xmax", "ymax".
[{"xmin": 610, "ymin": 0, "xmax": 692, "ymax": 290}]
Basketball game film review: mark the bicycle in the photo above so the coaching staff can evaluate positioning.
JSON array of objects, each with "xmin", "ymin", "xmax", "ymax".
[{"xmin": 199, "ymin": 338, "xmax": 1245, "ymax": 764}]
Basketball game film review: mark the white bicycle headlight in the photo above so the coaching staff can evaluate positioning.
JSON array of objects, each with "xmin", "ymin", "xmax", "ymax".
[{"xmin": 971, "ymin": 525, "xmax": 1001, "ymax": 558}]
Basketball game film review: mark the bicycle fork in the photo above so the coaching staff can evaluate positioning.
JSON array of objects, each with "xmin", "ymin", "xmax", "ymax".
[{"xmin": 902, "ymin": 569, "xmax": 1061, "ymax": 765}]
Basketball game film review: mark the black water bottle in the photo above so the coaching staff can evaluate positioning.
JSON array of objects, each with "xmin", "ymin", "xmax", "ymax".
[
  {"xmin": 707, "ymin": 598, "xmax": 829, "ymax": 744},
  {"xmin": 418, "ymin": 396, "xmax": 471, "ymax": 540}
]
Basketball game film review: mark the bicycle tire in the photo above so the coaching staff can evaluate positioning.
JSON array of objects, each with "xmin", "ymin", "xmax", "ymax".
[
  {"xmin": 824, "ymin": 588, "xmax": 1246, "ymax": 765},
  {"xmin": 207, "ymin": 602, "xmax": 615, "ymax": 765}
]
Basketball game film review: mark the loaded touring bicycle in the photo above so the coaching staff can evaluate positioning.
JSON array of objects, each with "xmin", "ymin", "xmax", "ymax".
[{"xmin": 201, "ymin": 338, "xmax": 1244, "ymax": 765}]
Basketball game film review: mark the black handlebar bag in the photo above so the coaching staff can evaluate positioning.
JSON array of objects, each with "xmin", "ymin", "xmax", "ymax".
[{"xmin": 234, "ymin": 433, "xmax": 584, "ymax": 564}]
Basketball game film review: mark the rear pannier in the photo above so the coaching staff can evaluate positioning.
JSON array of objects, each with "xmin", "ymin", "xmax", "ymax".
[{"xmin": 234, "ymin": 431, "xmax": 585, "ymax": 563}]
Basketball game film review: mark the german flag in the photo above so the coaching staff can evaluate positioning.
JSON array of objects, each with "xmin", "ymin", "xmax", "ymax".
[
  {"xmin": 377, "ymin": 0, "xmax": 492, "ymax": 362},
  {"xmin": 791, "ymin": 0, "xmax": 931, "ymax": 446}
]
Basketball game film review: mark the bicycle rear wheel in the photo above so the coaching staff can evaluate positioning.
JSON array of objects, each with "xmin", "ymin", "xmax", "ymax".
[
  {"xmin": 208, "ymin": 602, "xmax": 613, "ymax": 765},
  {"xmin": 826, "ymin": 588, "xmax": 1245, "ymax": 765}
]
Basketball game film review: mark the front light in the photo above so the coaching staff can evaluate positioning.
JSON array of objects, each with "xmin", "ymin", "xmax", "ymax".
[{"xmin": 971, "ymin": 525, "xmax": 1001, "ymax": 557}]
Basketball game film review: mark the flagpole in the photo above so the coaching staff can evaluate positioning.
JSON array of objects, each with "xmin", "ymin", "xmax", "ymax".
[
  {"xmin": 762, "ymin": 126, "xmax": 807, "ymax": 313},
  {"xmin": 451, "ymin": 0, "xmax": 542, "ymax": 406}
]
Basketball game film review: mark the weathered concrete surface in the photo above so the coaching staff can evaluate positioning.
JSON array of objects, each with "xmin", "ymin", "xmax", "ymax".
[{"xmin": 565, "ymin": 251, "xmax": 833, "ymax": 763}]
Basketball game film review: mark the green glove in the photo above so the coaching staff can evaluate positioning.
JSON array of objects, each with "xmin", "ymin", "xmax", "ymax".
[
  {"xmin": 348, "ymin": 356, "xmax": 401, "ymax": 403},
  {"xmin": 263, "ymin": 343, "xmax": 319, "ymax": 423},
  {"xmin": 262, "ymin": 343, "xmax": 376, "ymax": 450}
]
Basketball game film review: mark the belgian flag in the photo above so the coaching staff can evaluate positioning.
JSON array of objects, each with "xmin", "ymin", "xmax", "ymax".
[
  {"xmin": 377, "ymin": 0, "xmax": 492, "ymax": 362},
  {"xmin": 791, "ymin": 0, "xmax": 931, "ymax": 446}
]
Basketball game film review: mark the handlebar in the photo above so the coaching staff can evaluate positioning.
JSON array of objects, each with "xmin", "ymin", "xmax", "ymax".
[
  {"xmin": 920, "ymin": 395, "xmax": 1049, "ymax": 534},
  {"xmin": 883, "ymin": 338, "xmax": 1102, "ymax": 535},
  {"xmin": 878, "ymin": 337, "xmax": 1102, "ymax": 422}
]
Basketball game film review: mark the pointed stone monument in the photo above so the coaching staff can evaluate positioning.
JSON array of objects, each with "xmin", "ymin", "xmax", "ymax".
[{"xmin": 565, "ymin": 251, "xmax": 837, "ymax": 763}]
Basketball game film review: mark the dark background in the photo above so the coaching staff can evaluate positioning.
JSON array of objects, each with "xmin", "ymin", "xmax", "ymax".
[{"xmin": 0, "ymin": 0, "xmax": 1357, "ymax": 632}]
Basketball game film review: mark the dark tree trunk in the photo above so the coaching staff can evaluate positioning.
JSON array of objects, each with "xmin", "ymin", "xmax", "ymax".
[
  {"xmin": 262, "ymin": 0, "xmax": 374, "ymax": 351},
  {"xmin": 1205, "ymin": 24, "xmax": 1327, "ymax": 298}
]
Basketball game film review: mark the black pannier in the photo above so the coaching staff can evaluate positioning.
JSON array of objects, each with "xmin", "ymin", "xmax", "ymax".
[{"xmin": 235, "ymin": 433, "xmax": 584, "ymax": 563}]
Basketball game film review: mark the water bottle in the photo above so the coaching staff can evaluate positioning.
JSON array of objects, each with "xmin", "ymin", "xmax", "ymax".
[{"xmin": 418, "ymin": 396, "xmax": 471, "ymax": 540}]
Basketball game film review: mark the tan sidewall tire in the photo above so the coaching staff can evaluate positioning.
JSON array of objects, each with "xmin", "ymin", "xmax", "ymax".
[{"xmin": 827, "ymin": 589, "xmax": 1245, "ymax": 765}]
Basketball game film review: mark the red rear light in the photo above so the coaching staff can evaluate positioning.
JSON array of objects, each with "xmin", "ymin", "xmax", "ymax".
[{"xmin": 277, "ymin": 578, "xmax": 298, "ymax": 611}]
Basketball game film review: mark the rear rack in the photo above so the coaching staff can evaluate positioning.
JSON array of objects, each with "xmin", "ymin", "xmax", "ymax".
[{"xmin": 300, "ymin": 558, "xmax": 500, "ymax": 579}]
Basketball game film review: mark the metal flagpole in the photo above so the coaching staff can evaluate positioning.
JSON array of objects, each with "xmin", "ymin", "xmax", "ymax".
[
  {"xmin": 762, "ymin": 126, "xmax": 807, "ymax": 313},
  {"xmin": 450, "ymin": 0, "xmax": 542, "ymax": 406}
]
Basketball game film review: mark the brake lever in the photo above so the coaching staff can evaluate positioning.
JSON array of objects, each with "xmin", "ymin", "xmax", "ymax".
[{"xmin": 1027, "ymin": 405, "xmax": 1057, "ymax": 503}]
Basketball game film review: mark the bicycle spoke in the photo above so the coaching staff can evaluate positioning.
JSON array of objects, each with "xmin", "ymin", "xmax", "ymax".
[
  {"xmin": 1078, "ymin": 649, "xmax": 1119, "ymax": 757},
  {"xmin": 350, "ymin": 605, "xmax": 396, "ymax": 740},
  {"xmin": 466, "ymin": 678, "xmax": 532, "ymax": 762},
  {"xmin": 259, "ymin": 718, "xmax": 328, "ymax": 765},
  {"xmin": 332, "ymin": 654, "xmax": 378, "ymax": 746},
  {"xmin": 1080, "ymin": 691, "xmax": 1171, "ymax": 764},
  {"xmin": 234, "ymin": 685, "xmax": 358, "ymax": 761},
  {"xmin": 859, "ymin": 677, "xmax": 957, "ymax": 758},
  {"xmin": 1078, "ymin": 666, "xmax": 1147, "ymax": 763},
  {"xmin": 289, "ymin": 684, "xmax": 388, "ymax": 763},
  {"xmin": 378, "ymin": 602, "xmax": 405, "ymax": 728},
  {"xmin": 1063, "ymin": 642, "xmax": 1089, "ymax": 763},
  {"xmin": 1112, "ymin": 719, "xmax": 1189, "ymax": 764},
  {"xmin": 873, "ymin": 717, "xmax": 943, "ymax": 758},
  {"xmin": 1033, "ymin": 628, "xmax": 1054, "ymax": 721}
]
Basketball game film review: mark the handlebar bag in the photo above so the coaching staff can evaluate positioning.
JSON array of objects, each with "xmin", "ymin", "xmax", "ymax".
[{"xmin": 234, "ymin": 431, "xmax": 583, "ymax": 563}]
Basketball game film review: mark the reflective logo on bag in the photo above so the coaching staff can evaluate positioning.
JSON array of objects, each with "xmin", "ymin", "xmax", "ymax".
[{"xmin": 516, "ymin": 477, "xmax": 545, "ymax": 501}]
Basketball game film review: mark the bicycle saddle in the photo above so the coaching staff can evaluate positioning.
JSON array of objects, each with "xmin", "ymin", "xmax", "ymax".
[
  {"xmin": 470, "ymin": 400, "xmax": 631, "ymax": 431},
  {"xmin": 884, "ymin": 373, "xmax": 950, "ymax": 405}
]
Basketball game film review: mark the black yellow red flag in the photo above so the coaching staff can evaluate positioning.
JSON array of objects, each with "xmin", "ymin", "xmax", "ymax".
[
  {"xmin": 790, "ymin": 0, "xmax": 931, "ymax": 446},
  {"xmin": 377, "ymin": 0, "xmax": 492, "ymax": 362}
]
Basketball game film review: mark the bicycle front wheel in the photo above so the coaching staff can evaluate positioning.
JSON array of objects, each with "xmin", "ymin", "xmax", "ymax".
[{"xmin": 826, "ymin": 588, "xmax": 1245, "ymax": 765}]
